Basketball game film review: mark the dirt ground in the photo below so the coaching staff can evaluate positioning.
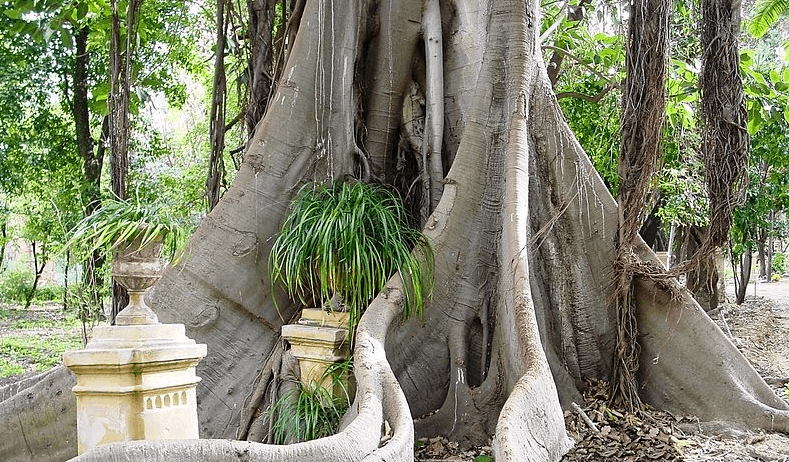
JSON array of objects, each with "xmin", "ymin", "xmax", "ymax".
[
  {"xmin": 415, "ymin": 278, "xmax": 789, "ymax": 461},
  {"xmin": 686, "ymin": 278, "xmax": 789, "ymax": 462},
  {"xmin": 4, "ymin": 281, "xmax": 789, "ymax": 461},
  {"xmin": 559, "ymin": 278, "xmax": 789, "ymax": 462}
]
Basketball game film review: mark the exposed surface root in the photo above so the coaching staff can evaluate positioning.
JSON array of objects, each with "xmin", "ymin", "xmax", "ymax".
[{"xmin": 70, "ymin": 284, "xmax": 415, "ymax": 462}]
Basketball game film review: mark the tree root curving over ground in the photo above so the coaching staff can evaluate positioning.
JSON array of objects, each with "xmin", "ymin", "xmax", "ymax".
[{"xmin": 1, "ymin": 0, "xmax": 787, "ymax": 461}]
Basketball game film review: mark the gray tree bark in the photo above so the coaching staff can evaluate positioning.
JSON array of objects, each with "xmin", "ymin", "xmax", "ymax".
[{"xmin": 2, "ymin": 0, "xmax": 788, "ymax": 461}]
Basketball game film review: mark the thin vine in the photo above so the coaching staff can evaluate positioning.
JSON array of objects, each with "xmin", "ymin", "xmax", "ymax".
[{"xmin": 612, "ymin": 0, "xmax": 670, "ymax": 413}]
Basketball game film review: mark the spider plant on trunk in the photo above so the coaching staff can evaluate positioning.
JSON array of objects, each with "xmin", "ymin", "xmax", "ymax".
[{"xmin": 269, "ymin": 180, "xmax": 434, "ymax": 335}]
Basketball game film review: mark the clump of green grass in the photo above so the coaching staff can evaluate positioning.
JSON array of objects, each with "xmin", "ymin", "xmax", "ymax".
[
  {"xmin": 267, "ymin": 359, "xmax": 353, "ymax": 444},
  {"xmin": 0, "ymin": 332, "xmax": 83, "ymax": 379},
  {"xmin": 0, "ymin": 358, "xmax": 24, "ymax": 377},
  {"xmin": 268, "ymin": 381, "xmax": 348, "ymax": 444},
  {"xmin": 0, "ymin": 306, "xmax": 82, "ymax": 329}
]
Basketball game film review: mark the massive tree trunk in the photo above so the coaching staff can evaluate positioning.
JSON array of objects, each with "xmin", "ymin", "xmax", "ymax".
[{"xmin": 3, "ymin": 0, "xmax": 789, "ymax": 461}]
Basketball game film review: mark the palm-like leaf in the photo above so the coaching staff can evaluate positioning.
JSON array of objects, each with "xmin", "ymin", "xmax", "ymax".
[
  {"xmin": 269, "ymin": 181, "xmax": 434, "ymax": 333},
  {"xmin": 748, "ymin": 0, "xmax": 789, "ymax": 38}
]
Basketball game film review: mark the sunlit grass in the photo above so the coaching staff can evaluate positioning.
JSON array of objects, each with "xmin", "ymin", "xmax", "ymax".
[{"xmin": 0, "ymin": 309, "xmax": 84, "ymax": 379}]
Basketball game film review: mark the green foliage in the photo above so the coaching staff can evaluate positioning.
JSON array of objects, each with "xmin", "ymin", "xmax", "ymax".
[
  {"xmin": 773, "ymin": 252, "xmax": 786, "ymax": 276},
  {"xmin": 747, "ymin": 0, "xmax": 789, "ymax": 38},
  {"xmin": 128, "ymin": 117, "xmax": 208, "ymax": 222},
  {"xmin": 731, "ymin": 115, "xmax": 789, "ymax": 259},
  {"xmin": 270, "ymin": 181, "xmax": 434, "ymax": 332},
  {"xmin": 66, "ymin": 192, "xmax": 185, "ymax": 261},
  {"xmin": 740, "ymin": 49, "xmax": 789, "ymax": 136},
  {"xmin": 0, "ymin": 265, "xmax": 34, "ymax": 303},
  {"xmin": 557, "ymin": 79, "xmax": 621, "ymax": 193},
  {"xmin": 0, "ymin": 264, "xmax": 64, "ymax": 304},
  {"xmin": 31, "ymin": 284, "xmax": 65, "ymax": 303},
  {"xmin": 474, "ymin": 456, "xmax": 495, "ymax": 462},
  {"xmin": 656, "ymin": 165, "xmax": 709, "ymax": 228},
  {"xmin": 66, "ymin": 282, "xmax": 108, "ymax": 325},
  {"xmin": 543, "ymin": 2, "xmax": 625, "ymax": 193}
]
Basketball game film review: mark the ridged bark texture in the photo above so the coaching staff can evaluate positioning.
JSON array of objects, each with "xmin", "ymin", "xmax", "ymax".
[{"xmin": 3, "ymin": 1, "xmax": 789, "ymax": 461}]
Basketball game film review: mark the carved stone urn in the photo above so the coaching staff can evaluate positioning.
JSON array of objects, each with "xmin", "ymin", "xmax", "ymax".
[{"xmin": 111, "ymin": 230, "xmax": 166, "ymax": 325}]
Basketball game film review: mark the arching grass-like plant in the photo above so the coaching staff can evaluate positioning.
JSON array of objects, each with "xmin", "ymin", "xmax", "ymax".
[
  {"xmin": 267, "ymin": 359, "xmax": 353, "ymax": 444},
  {"xmin": 65, "ymin": 195, "xmax": 184, "ymax": 261},
  {"xmin": 269, "ymin": 181, "xmax": 434, "ymax": 332}
]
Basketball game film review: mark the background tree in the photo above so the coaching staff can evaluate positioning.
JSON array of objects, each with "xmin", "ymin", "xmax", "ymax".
[{"xmin": 3, "ymin": 1, "xmax": 789, "ymax": 461}]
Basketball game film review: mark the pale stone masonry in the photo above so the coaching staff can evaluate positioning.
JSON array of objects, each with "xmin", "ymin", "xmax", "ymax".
[
  {"xmin": 63, "ymin": 323, "xmax": 206, "ymax": 454},
  {"xmin": 281, "ymin": 308, "xmax": 351, "ymax": 397}
]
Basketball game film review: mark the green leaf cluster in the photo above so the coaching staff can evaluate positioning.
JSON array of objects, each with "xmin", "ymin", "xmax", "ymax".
[
  {"xmin": 747, "ymin": 0, "xmax": 789, "ymax": 38},
  {"xmin": 269, "ymin": 181, "xmax": 434, "ymax": 332},
  {"xmin": 267, "ymin": 380, "xmax": 349, "ymax": 444},
  {"xmin": 65, "ymin": 193, "xmax": 184, "ymax": 261}
]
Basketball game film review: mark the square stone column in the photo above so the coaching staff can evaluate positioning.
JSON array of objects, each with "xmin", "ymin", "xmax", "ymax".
[
  {"xmin": 281, "ymin": 309, "xmax": 350, "ymax": 397},
  {"xmin": 63, "ymin": 324, "xmax": 207, "ymax": 454}
]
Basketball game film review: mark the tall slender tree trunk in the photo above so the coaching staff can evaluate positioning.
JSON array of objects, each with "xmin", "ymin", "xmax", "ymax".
[
  {"xmin": 0, "ymin": 218, "xmax": 6, "ymax": 270},
  {"xmin": 108, "ymin": 0, "xmax": 143, "ymax": 322},
  {"xmin": 666, "ymin": 223, "xmax": 676, "ymax": 268},
  {"xmin": 758, "ymin": 227, "xmax": 767, "ymax": 278},
  {"xmin": 699, "ymin": 0, "xmax": 748, "ymax": 248},
  {"xmin": 24, "ymin": 242, "xmax": 46, "ymax": 310},
  {"xmin": 73, "ymin": 26, "xmax": 106, "ymax": 317},
  {"xmin": 685, "ymin": 225, "xmax": 719, "ymax": 311},
  {"xmin": 612, "ymin": 0, "xmax": 670, "ymax": 412},
  {"xmin": 767, "ymin": 211, "xmax": 775, "ymax": 278},
  {"xmin": 63, "ymin": 251, "xmax": 70, "ymax": 311},
  {"xmin": 246, "ymin": 0, "xmax": 277, "ymax": 133},
  {"xmin": 733, "ymin": 251, "xmax": 752, "ymax": 304}
]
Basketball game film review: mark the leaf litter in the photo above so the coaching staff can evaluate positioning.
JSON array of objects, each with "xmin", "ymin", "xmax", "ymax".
[{"xmin": 415, "ymin": 289, "xmax": 789, "ymax": 461}]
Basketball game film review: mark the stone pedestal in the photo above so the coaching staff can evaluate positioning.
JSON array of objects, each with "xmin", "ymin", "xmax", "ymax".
[
  {"xmin": 63, "ymin": 324, "xmax": 207, "ymax": 454},
  {"xmin": 281, "ymin": 309, "xmax": 350, "ymax": 396}
]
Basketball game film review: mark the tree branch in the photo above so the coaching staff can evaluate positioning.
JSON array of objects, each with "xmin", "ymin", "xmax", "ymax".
[
  {"xmin": 539, "ymin": 0, "xmax": 570, "ymax": 44},
  {"xmin": 224, "ymin": 109, "xmax": 245, "ymax": 132},
  {"xmin": 555, "ymin": 83, "xmax": 617, "ymax": 102},
  {"xmin": 542, "ymin": 45, "xmax": 615, "ymax": 85}
]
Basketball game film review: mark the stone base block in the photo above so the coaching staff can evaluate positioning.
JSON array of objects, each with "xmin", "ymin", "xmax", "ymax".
[
  {"xmin": 64, "ymin": 323, "xmax": 206, "ymax": 454},
  {"xmin": 282, "ymin": 320, "xmax": 350, "ymax": 398}
]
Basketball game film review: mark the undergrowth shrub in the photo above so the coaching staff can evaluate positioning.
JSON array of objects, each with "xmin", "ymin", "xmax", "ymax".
[
  {"xmin": 0, "ymin": 265, "xmax": 33, "ymax": 303},
  {"xmin": 32, "ymin": 284, "xmax": 64, "ymax": 303},
  {"xmin": 772, "ymin": 252, "xmax": 786, "ymax": 278}
]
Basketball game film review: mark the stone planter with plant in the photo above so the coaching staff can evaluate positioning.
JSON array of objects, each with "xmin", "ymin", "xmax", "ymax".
[
  {"xmin": 66, "ymin": 196, "xmax": 183, "ymax": 325},
  {"xmin": 267, "ymin": 180, "xmax": 434, "ymax": 443}
]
